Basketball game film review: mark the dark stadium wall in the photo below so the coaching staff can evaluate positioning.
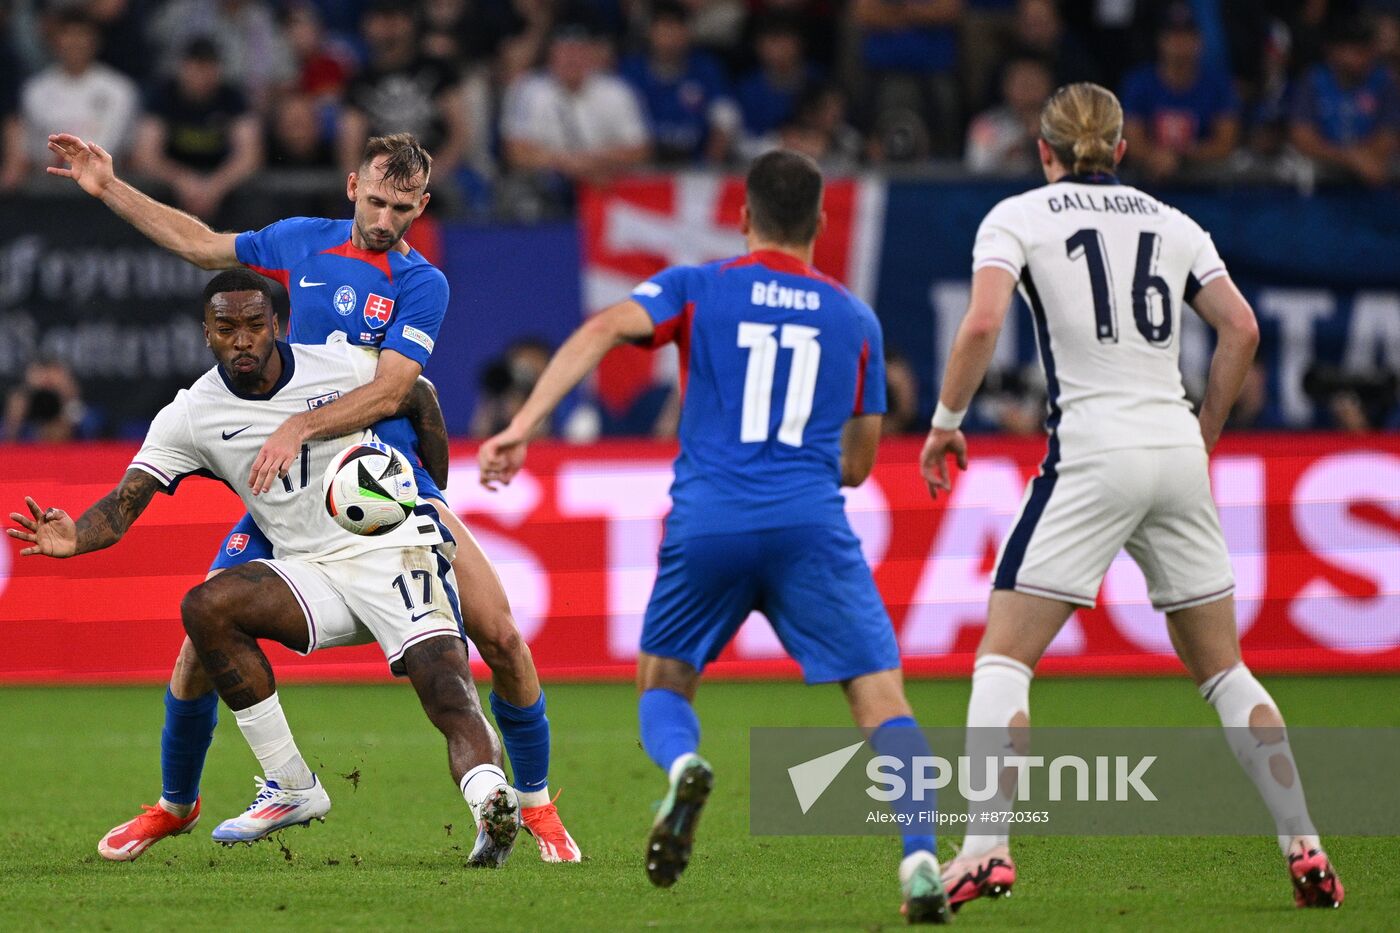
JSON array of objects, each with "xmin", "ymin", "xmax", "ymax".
[{"xmin": 4, "ymin": 179, "xmax": 1397, "ymax": 437}]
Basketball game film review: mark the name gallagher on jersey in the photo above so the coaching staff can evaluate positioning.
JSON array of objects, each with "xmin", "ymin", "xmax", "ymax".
[{"xmin": 1046, "ymin": 192, "xmax": 1161, "ymax": 215}]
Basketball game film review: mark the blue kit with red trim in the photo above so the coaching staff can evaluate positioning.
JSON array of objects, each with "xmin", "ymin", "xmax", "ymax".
[
  {"xmin": 628, "ymin": 250, "xmax": 898, "ymax": 682},
  {"xmin": 210, "ymin": 218, "xmax": 451, "ymax": 571}
]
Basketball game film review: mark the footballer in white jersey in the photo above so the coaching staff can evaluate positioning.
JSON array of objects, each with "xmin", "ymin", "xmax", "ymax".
[
  {"xmin": 131, "ymin": 339, "xmax": 444, "ymax": 564},
  {"xmin": 9, "ymin": 270, "xmax": 523, "ymax": 865},
  {"xmin": 920, "ymin": 83, "xmax": 1341, "ymax": 914},
  {"xmin": 972, "ymin": 179, "xmax": 1227, "ymax": 461}
]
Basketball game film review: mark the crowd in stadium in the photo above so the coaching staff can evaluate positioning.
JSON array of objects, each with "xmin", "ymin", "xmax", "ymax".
[{"xmin": 1, "ymin": 0, "xmax": 1398, "ymax": 222}]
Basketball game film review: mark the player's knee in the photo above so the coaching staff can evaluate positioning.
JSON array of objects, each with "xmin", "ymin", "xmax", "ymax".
[
  {"xmin": 179, "ymin": 581, "xmax": 237, "ymax": 639},
  {"xmin": 475, "ymin": 616, "xmax": 525, "ymax": 669}
]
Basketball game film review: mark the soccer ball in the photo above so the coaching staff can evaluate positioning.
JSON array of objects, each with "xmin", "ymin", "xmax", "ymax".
[{"xmin": 323, "ymin": 441, "xmax": 418, "ymax": 535}]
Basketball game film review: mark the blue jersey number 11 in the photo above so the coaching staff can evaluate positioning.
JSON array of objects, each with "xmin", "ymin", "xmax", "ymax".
[{"xmin": 737, "ymin": 322, "xmax": 821, "ymax": 447}]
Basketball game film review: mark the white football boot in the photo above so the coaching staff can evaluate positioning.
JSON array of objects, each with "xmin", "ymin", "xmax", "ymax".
[{"xmin": 211, "ymin": 775, "xmax": 331, "ymax": 845}]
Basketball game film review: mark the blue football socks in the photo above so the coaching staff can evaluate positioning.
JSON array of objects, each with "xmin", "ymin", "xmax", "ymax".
[
  {"xmin": 160, "ymin": 688, "xmax": 218, "ymax": 806},
  {"xmin": 870, "ymin": 715, "xmax": 937, "ymax": 857},
  {"xmin": 639, "ymin": 688, "xmax": 701, "ymax": 773},
  {"xmin": 489, "ymin": 690, "xmax": 551, "ymax": 797}
]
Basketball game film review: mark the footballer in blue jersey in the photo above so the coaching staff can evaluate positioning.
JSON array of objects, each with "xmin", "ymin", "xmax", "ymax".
[
  {"xmin": 46, "ymin": 131, "xmax": 578, "ymax": 865},
  {"xmin": 479, "ymin": 150, "xmax": 949, "ymax": 922}
]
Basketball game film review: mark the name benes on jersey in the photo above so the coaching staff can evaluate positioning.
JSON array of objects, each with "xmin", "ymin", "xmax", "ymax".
[
  {"xmin": 750, "ymin": 280, "xmax": 821, "ymax": 310},
  {"xmin": 131, "ymin": 342, "xmax": 443, "ymax": 563}
]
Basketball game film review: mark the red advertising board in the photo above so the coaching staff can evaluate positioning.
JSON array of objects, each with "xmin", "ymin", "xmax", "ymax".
[{"xmin": 2, "ymin": 436, "xmax": 1397, "ymax": 683}]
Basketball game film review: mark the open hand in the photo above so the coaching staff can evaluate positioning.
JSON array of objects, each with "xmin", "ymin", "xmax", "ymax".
[
  {"xmin": 8, "ymin": 496, "xmax": 78, "ymax": 557},
  {"xmin": 46, "ymin": 134, "xmax": 116, "ymax": 198}
]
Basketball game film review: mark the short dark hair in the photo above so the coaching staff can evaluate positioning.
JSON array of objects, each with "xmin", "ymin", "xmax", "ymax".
[
  {"xmin": 745, "ymin": 150, "xmax": 823, "ymax": 246},
  {"xmin": 651, "ymin": 0, "xmax": 688, "ymax": 25},
  {"xmin": 360, "ymin": 132, "xmax": 433, "ymax": 191},
  {"xmin": 203, "ymin": 269, "xmax": 274, "ymax": 309},
  {"xmin": 182, "ymin": 36, "xmax": 220, "ymax": 63}
]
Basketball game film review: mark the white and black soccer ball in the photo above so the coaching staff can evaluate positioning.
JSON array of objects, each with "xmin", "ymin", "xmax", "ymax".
[{"xmin": 323, "ymin": 441, "xmax": 418, "ymax": 536}]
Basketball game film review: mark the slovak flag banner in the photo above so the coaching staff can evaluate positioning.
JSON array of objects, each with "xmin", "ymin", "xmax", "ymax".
[{"xmin": 579, "ymin": 174, "xmax": 887, "ymax": 415}]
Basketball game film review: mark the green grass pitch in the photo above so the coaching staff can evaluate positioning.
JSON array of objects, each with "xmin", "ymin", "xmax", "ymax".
[{"xmin": 2, "ymin": 676, "xmax": 1396, "ymax": 931}]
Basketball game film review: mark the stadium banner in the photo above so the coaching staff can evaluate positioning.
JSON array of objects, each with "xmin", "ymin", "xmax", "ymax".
[
  {"xmin": 578, "ymin": 174, "xmax": 886, "ymax": 416},
  {"xmin": 877, "ymin": 181, "xmax": 1400, "ymax": 430},
  {"xmin": 0, "ymin": 192, "xmax": 211, "ymax": 435},
  {"xmin": 1, "ymin": 435, "xmax": 1397, "ymax": 684}
]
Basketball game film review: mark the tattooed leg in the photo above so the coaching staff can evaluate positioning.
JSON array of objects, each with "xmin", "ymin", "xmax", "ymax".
[
  {"xmin": 179, "ymin": 562, "xmax": 308, "ymax": 712},
  {"xmin": 402, "ymin": 634, "xmax": 503, "ymax": 785}
]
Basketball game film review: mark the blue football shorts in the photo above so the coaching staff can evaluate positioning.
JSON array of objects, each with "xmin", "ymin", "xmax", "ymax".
[{"xmin": 640, "ymin": 523, "xmax": 901, "ymax": 684}]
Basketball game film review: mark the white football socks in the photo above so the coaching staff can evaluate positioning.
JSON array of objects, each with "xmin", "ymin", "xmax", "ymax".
[
  {"xmin": 960, "ymin": 654, "xmax": 1033, "ymax": 859},
  {"xmin": 232, "ymin": 692, "xmax": 315, "ymax": 790},
  {"xmin": 516, "ymin": 787, "xmax": 551, "ymax": 808},
  {"xmin": 1201, "ymin": 663, "xmax": 1318, "ymax": 854},
  {"xmin": 460, "ymin": 763, "xmax": 510, "ymax": 819}
]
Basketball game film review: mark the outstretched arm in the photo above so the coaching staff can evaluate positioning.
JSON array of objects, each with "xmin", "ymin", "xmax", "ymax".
[
  {"xmin": 919, "ymin": 266, "xmax": 1017, "ymax": 499},
  {"xmin": 478, "ymin": 300, "xmax": 656, "ymax": 489},
  {"xmin": 7, "ymin": 469, "xmax": 162, "ymax": 558},
  {"xmin": 401, "ymin": 376, "xmax": 450, "ymax": 490},
  {"xmin": 46, "ymin": 133, "xmax": 239, "ymax": 270}
]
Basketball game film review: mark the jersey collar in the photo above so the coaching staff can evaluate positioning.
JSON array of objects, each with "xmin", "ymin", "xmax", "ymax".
[
  {"xmin": 1057, "ymin": 172, "xmax": 1120, "ymax": 185},
  {"xmin": 218, "ymin": 341, "xmax": 296, "ymax": 400},
  {"xmin": 748, "ymin": 249, "xmax": 815, "ymax": 275}
]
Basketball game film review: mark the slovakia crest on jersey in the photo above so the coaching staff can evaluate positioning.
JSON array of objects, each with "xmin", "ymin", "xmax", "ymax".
[
  {"xmin": 333, "ymin": 285, "xmax": 356, "ymax": 316},
  {"xmin": 225, "ymin": 533, "xmax": 250, "ymax": 556},
  {"xmin": 364, "ymin": 293, "xmax": 395, "ymax": 329}
]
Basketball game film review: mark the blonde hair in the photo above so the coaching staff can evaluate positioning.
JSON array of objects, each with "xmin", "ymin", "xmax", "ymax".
[{"xmin": 1039, "ymin": 83, "xmax": 1122, "ymax": 176}]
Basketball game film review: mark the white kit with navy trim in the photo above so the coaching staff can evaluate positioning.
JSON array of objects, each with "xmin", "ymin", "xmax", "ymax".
[
  {"xmin": 129, "ymin": 340, "xmax": 444, "ymax": 563},
  {"xmin": 972, "ymin": 176, "xmax": 1227, "ymax": 460},
  {"xmin": 975, "ymin": 175, "xmax": 1235, "ymax": 611}
]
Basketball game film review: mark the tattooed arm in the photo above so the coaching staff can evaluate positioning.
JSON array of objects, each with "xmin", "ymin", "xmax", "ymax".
[
  {"xmin": 7, "ymin": 469, "xmax": 161, "ymax": 558},
  {"xmin": 400, "ymin": 375, "xmax": 450, "ymax": 490}
]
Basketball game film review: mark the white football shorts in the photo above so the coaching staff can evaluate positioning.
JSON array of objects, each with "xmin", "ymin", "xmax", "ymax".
[
  {"xmin": 993, "ymin": 445, "xmax": 1235, "ymax": 611},
  {"xmin": 257, "ymin": 544, "xmax": 464, "ymax": 676}
]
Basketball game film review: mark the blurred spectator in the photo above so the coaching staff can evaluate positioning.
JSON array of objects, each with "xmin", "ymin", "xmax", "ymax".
[
  {"xmin": 1377, "ymin": 11, "xmax": 1400, "ymax": 77},
  {"xmin": 89, "ymin": 0, "xmax": 155, "ymax": 84},
  {"xmin": 470, "ymin": 337, "xmax": 555, "ymax": 438},
  {"xmin": 132, "ymin": 38, "xmax": 263, "ymax": 221},
  {"xmin": 853, "ymin": 0, "xmax": 962, "ymax": 160},
  {"xmin": 421, "ymin": 0, "xmax": 470, "ymax": 65},
  {"xmin": 1289, "ymin": 16, "xmax": 1400, "ymax": 188},
  {"xmin": 267, "ymin": 93, "xmax": 336, "ymax": 168},
  {"xmin": 1006, "ymin": 0, "xmax": 1100, "ymax": 89},
  {"xmin": 1121, "ymin": 7, "xmax": 1240, "ymax": 183},
  {"xmin": 149, "ymin": 0, "xmax": 294, "ymax": 110},
  {"xmin": 501, "ymin": 23, "xmax": 651, "ymax": 185},
  {"xmin": 882, "ymin": 348, "xmax": 922, "ymax": 434},
  {"xmin": 2, "ymin": 358, "xmax": 101, "ymax": 443},
  {"xmin": 282, "ymin": 2, "xmax": 354, "ymax": 104},
  {"xmin": 774, "ymin": 82, "xmax": 863, "ymax": 171},
  {"xmin": 965, "ymin": 55, "xmax": 1053, "ymax": 175},
  {"xmin": 747, "ymin": 0, "xmax": 841, "ymax": 71},
  {"xmin": 1, "ymin": 10, "xmax": 138, "ymax": 192},
  {"xmin": 682, "ymin": 0, "xmax": 747, "ymax": 61},
  {"xmin": 619, "ymin": 0, "xmax": 739, "ymax": 165},
  {"xmin": 735, "ymin": 15, "xmax": 816, "ymax": 153},
  {"xmin": 1304, "ymin": 362, "xmax": 1399, "ymax": 431},
  {"xmin": 339, "ymin": 0, "xmax": 470, "ymax": 176}
]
